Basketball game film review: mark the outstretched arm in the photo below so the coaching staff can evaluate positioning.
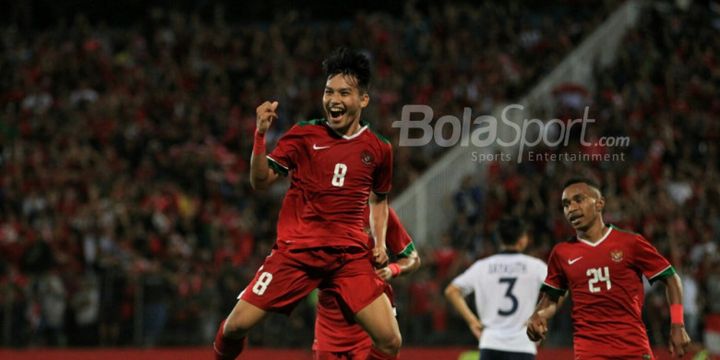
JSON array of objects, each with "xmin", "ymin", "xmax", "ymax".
[
  {"xmin": 250, "ymin": 101, "xmax": 280, "ymax": 191},
  {"xmin": 660, "ymin": 273, "xmax": 691, "ymax": 357},
  {"xmin": 444, "ymin": 284, "xmax": 483, "ymax": 340}
]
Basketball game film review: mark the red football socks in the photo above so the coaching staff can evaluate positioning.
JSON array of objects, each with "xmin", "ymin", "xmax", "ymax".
[
  {"xmin": 213, "ymin": 319, "xmax": 246, "ymax": 360},
  {"xmin": 366, "ymin": 347, "xmax": 398, "ymax": 360}
]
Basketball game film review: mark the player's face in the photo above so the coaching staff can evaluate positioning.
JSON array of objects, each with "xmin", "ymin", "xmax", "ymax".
[
  {"xmin": 561, "ymin": 183, "xmax": 605, "ymax": 231},
  {"xmin": 323, "ymin": 74, "xmax": 369, "ymax": 135}
]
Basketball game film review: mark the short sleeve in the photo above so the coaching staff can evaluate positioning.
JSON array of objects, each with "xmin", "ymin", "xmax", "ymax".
[
  {"xmin": 536, "ymin": 260, "xmax": 549, "ymax": 287},
  {"xmin": 633, "ymin": 235, "xmax": 674, "ymax": 283},
  {"xmin": 386, "ymin": 208, "xmax": 414, "ymax": 257},
  {"xmin": 451, "ymin": 262, "xmax": 481, "ymax": 296},
  {"xmin": 541, "ymin": 246, "xmax": 568, "ymax": 298},
  {"xmin": 372, "ymin": 143, "xmax": 393, "ymax": 194},
  {"xmin": 267, "ymin": 125, "xmax": 304, "ymax": 176}
]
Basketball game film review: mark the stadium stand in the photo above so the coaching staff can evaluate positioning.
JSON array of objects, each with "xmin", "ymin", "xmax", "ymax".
[
  {"xmin": 1, "ymin": 0, "xmax": 716, "ymax": 357},
  {"xmin": 439, "ymin": 0, "xmax": 720, "ymax": 353}
]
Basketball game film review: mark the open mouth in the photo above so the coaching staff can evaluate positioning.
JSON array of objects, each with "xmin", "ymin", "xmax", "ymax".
[{"xmin": 328, "ymin": 107, "xmax": 346, "ymax": 121}]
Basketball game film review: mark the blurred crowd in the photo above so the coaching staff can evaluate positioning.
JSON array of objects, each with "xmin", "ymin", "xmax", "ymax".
[
  {"xmin": 439, "ymin": 0, "xmax": 720, "ymax": 350},
  {"xmin": 8, "ymin": 0, "xmax": 711, "ymax": 351}
]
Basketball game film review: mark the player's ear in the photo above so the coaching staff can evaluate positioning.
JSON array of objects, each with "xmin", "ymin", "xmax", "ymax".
[
  {"xmin": 518, "ymin": 233, "xmax": 529, "ymax": 251},
  {"xmin": 360, "ymin": 91, "xmax": 369, "ymax": 108},
  {"xmin": 595, "ymin": 196, "xmax": 605, "ymax": 212}
]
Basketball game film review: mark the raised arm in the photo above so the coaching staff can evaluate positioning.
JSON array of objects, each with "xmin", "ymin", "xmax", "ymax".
[{"xmin": 250, "ymin": 101, "xmax": 280, "ymax": 191}]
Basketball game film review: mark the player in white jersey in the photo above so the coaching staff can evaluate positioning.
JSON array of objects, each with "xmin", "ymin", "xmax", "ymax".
[{"xmin": 445, "ymin": 216, "xmax": 547, "ymax": 360}]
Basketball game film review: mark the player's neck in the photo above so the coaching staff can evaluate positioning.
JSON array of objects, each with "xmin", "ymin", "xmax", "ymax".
[
  {"xmin": 500, "ymin": 244, "xmax": 523, "ymax": 253},
  {"xmin": 332, "ymin": 117, "xmax": 362, "ymax": 137},
  {"xmin": 344, "ymin": 121, "xmax": 361, "ymax": 136},
  {"xmin": 577, "ymin": 221, "xmax": 609, "ymax": 243}
]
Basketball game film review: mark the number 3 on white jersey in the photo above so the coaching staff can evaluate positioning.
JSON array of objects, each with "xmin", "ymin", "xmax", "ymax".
[{"xmin": 331, "ymin": 163, "xmax": 347, "ymax": 187}]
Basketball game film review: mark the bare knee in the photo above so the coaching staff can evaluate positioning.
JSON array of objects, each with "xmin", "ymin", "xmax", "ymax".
[
  {"xmin": 355, "ymin": 294, "xmax": 403, "ymax": 354},
  {"xmin": 223, "ymin": 315, "xmax": 249, "ymax": 339},
  {"xmin": 223, "ymin": 300, "xmax": 266, "ymax": 339},
  {"xmin": 387, "ymin": 332, "xmax": 402, "ymax": 352},
  {"xmin": 374, "ymin": 330, "xmax": 402, "ymax": 354}
]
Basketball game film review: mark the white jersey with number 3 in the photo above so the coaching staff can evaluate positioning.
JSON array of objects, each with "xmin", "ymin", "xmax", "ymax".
[{"xmin": 451, "ymin": 252, "xmax": 547, "ymax": 354}]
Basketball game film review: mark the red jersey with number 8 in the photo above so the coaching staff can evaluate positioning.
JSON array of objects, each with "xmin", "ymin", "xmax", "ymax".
[
  {"xmin": 543, "ymin": 225, "xmax": 674, "ymax": 359},
  {"xmin": 266, "ymin": 119, "xmax": 393, "ymax": 251}
]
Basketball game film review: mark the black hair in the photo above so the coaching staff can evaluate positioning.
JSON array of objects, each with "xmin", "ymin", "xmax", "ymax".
[
  {"xmin": 563, "ymin": 177, "xmax": 602, "ymax": 193},
  {"xmin": 322, "ymin": 47, "xmax": 371, "ymax": 92},
  {"xmin": 497, "ymin": 216, "xmax": 527, "ymax": 246}
]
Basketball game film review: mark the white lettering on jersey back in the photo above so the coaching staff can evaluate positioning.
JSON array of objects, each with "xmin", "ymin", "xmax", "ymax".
[
  {"xmin": 450, "ymin": 253, "xmax": 548, "ymax": 354},
  {"xmin": 488, "ymin": 262, "xmax": 528, "ymax": 274}
]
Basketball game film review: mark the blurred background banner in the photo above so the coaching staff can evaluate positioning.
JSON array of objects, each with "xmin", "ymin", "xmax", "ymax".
[{"xmin": 1, "ymin": 0, "xmax": 719, "ymax": 357}]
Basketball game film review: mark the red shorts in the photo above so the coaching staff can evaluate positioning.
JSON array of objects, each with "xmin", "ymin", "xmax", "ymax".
[
  {"xmin": 313, "ymin": 283, "xmax": 396, "ymax": 353},
  {"xmin": 239, "ymin": 247, "xmax": 384, "ymax": 315},
  {"xmin": 313, "ymin": 347, "xmax": 371, "ymax": 360}
]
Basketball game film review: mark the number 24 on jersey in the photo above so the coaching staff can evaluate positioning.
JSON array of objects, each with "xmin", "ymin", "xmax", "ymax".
[{"xmin": 587, "ymin": 266, "xmax": 611, "ymax": 293}]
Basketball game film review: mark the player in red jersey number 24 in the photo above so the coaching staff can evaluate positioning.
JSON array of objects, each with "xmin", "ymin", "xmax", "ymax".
[{"xmin": 526, "ymin": 178, "xmax": 691, "ymax": 359}]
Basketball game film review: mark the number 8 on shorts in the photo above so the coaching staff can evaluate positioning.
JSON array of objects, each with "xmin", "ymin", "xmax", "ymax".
[{"xmin": 252, "ymin": 272, "xmax": 273, "ymax": 296}]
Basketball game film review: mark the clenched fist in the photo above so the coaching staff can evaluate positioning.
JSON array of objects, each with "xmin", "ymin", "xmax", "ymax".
[
  {"xmin": 256, "ymin": 101, "xmax": 279, "ymax": 135},
  {"xmin": 372, "ymin": 246, "xmax": 388, "ymax": 268},
  {"xmin": 669, "ymin": 324, "xmax": 691, "ymax": 358},
  {"xmin": 526, "ymin": 313, "xmax": 549, "ymax": 342}
]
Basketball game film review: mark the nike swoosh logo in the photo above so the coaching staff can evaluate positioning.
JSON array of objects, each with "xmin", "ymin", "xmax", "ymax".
[
  {"xmin": 568, "ymin": 257, "xmax": 583, "ymax": 265},
  {"xmin": 313, "ymin": 144, "xmax": 331, "ymax": 150}
]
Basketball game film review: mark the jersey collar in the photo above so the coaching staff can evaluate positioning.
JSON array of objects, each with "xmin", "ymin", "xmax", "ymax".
[
  {"xmin": 342, "ymin": 125, "xmax": 368, "ymax": 140},
  {"xmin": 498, "ymin": 250, "xmax": 520, "ymax": 254},
  {"xmin": 323, "ymin": 118, "xmax": 369, "ymax": 140},
  {"xmin": 577, "ymin": 226, "xmax": 612, "ymax": 247}
]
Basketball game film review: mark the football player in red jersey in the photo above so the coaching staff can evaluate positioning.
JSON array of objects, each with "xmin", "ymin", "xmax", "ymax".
[
  {"xmin": 213, "ymin": 48, "xmax": 401, "ymax": 360},
  {"xmin": 313, "ymin": 207, "xmax": 420, "ymax": 360},
  {"xmin": 526, "ymin": 178, "xmax": 692, "ymax": 359}
]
